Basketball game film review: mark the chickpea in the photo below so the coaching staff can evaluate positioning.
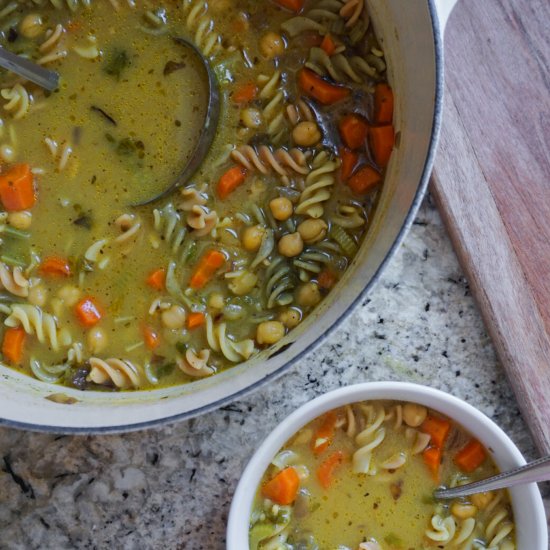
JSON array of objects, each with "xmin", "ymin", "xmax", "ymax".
[
  {"xmin": 296, "ymin": 282, "xmax": 322, "ymax": 307},
  {"xmin": 161, "ymin": 305, "xmax": 186, "ymax": 330},
  {"xmin": 0, "ymin": 145, "xmax": 15, "ymax": 163},
  {"xmin": 208, "ymin": 292, "xmax": 225, "ymax": 310},
  {"xmin": 471, "ymin": 491, "xmax": 494, "ymax": 510},
  {"xmin": 256, "ymin": 321, "xmax": 285, "ymax": 345},
  {"xmin": 242, "ymin": 225, "xmax": 265, "ymax": 252},
  {"xmin": 240, "ymin": 107, "xmax": 262, "ymax": 129},
  {"xmin": 292, "ymin": 121, "xmax": 322, "ymax": 147},
  {"xmin": 297, "ymin": 219, "xmax": 327, "ymax": 244},
  {"xmin": 228, "ymin": 271, "xmax": 258, "ymax": 296},
  {"xmin": 7, "ymin": 210, "xmax": 32, "ymax": 230},
  {"xmin": 28, "ymin": 284, "xmax": 48, "ymax": 307},
  {"xmin": 279, "ymin": 308, "xmax": 301, "ymax": 328},
  {"xmin": 57, "ymin": 285, "xmax": 81, "ymax": 307},
  {"xmin": 269, "ymin": 197, "xmax": 293, "ymax": 221},
  {"xmin": 20, "ymin": 13, "xmax": 44, "ymax": 39},
  {"xmin": 87, "ymin": 327, "xmax": 108, "ymax": 354},
  {"xmin": 451, "ymin": 502, "xmax": 478, "ymax": 520},
  {"xmin": 260, "ymin": 31, "xmax": 285, "ymax": 59},
  {"xmin": 403, "ymin": 403, "xmax": 428, "ymax": 427},
  {"xmin": 278, "ymin": 232, "xmax": 303, "ymax": 258}
]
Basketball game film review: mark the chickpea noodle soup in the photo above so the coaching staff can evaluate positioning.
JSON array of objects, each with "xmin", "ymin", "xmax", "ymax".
[
  {"xmin": 0, "ymin": 0, "xmax": 394, "ymax": 390},
  {"xmin": 250, "ymin": 400, "xmax": 516, "ymax": 549}
]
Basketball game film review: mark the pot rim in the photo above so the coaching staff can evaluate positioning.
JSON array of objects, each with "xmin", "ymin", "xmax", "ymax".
[
  {"xmin": 226, "ymin": 381, "xmax": 548, "ymax": 549},
  {"xmin": 0, "ymin": 0, "xmax": 445, "ymax": 434}
]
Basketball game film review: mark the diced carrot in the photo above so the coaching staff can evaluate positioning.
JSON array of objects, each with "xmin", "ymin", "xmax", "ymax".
[
  {"xmin": 274, "ymin": 0, "xmax": 305, "ymax": 13},
  {"xmin": 74, "ymin": 296, "xmax": 103, "ymax": 327},
  {"xmin": 320, "ymin": 34, "xmax": 336, "ymax": 56},
  {"xmin": 2, "ymin": 327, "xmax": 25, "ymax": 364},
  {"xmin": 374, "ymin": 83, "xmax": 394, "ymax": 124},
  {"xmin": 369, "ymin": 125, "xmax": 395, "ymax": 167},
  {"xmin": 423, "ymin": 446, "xmax": 442, "ymax": 482},
  {"xmin": 347, "ymin": 165, "xmax": 381, "ymax": 195},
  {"xmin": 311, "ymin": 410, "xmax": 337, "ymax": 456},
  {"xmin": 303, "ymin": 32, "xmax": 323, "ymax": 48},
  {"xmin": 454, "ymin": 439, "xmax": 487, "ymax": 473},
  {"xmin": 340, "ymin": 147, "xmax": 359, "ymax": 181},
  {"xmin": 217, "ymin": 166, "xmax": 247, "ymax": 200},
  {"xmin": 143, "ymin": 325, "xmax": 160, "ymax": 350},
  {"xmin": 39, "ymin": 256, "xmax": 71, "ymax": 277},
  {"xmin": 298, "ymin": 69, "xmax": 350, "ymax": 105},
  {"xmin": 339, "ymin": 113, "xmax": 369, "ymax": 150},
  {"xmin": 189, "ymin": 250, "xmax": 226, "ymax": 290},
  {"xmin": 232, "ymin": 82, "xmax": 258, "ymax": 105},
  {"xmin": 318, "ymin": 269, "xmax": 337, "ymax": 290},
  {"xmin": 421, "ymin": 415, "xmax": 451, "ymax": 448},
  {"xmin": 261, "ymin": 467, "xmax": 300, "ymax": 505},
  {"xmin": 0, "ymin": 164, "xmax": 36, "ymax": 212},
  {"xmin": 187, "ymin": 312, "xmax": 206, "ymax": 330},
  {"xmin": 146, "ymin": 268, "xmax": 166, "ymax": 291},
  {"xmin": 317, "ymin": 450, "xmax": 345, "ymax": 489}
]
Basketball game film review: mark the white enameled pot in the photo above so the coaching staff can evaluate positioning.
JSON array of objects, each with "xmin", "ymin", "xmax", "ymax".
[
  {"xmin": 227, "ymin": 382, "xmax": 548, "ymax": 549},
  {"xmin": 0, "ymin": 1, "xmax": 459, "ymax": 432}
]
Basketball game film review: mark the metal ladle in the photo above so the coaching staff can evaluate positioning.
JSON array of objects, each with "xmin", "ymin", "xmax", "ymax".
[
  {"xmin": 134, "ymin": 36, "xmax": 220, "ymax": 206},
  {"xmin": 0, "ymin": 38, "xmax": 220, "ymax": 206},
  {"xmin": 0, "ymin": 46, "xmax": 59, "ymax": 91},
  {"xmin": 434, "ymin": 454, "xmax": 550, "ymax": 499}
]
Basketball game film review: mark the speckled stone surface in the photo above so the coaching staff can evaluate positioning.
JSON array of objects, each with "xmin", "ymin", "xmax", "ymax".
[{"xmin": 0, "ymin": 197, "xmax": 547, "ymax": 550}]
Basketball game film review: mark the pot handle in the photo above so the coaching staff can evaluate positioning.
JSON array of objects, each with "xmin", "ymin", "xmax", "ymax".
[{"xmin": 434, "ymin": 0, "xmax": 459, "ymax": 33}]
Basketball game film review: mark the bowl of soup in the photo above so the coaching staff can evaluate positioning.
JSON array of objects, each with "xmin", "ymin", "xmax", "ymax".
[
  {"xmin": 0, "ymin": 0, "xmax": 455, "ymax": 431},
  {"xmin": 227, "ymin": 382, "xmax": 548, "ymax": 549}
]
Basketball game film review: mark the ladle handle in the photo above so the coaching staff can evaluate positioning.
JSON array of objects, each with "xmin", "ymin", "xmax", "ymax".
[
  {"xmin": 434, "ymin": 455, "xmax": 550, "ymax": 499},
  {"xmin": 0, "ymin": 46, "xmax": 59, "ymax": 91}
]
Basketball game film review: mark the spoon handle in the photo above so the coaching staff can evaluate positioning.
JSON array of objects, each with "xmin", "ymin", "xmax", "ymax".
[
  {"xmin": 0, "ymin": 47, "xmax": 59, "ymax": 91},
  {"xmin": 434, "ymin": 455, "xmax": 550, "ymax": 499}
]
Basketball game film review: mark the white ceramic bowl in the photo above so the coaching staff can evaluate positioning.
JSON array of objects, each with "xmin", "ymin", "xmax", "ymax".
[{"xmin": 227, "ymin": 382, "xmax": 548, "ymax": 549}]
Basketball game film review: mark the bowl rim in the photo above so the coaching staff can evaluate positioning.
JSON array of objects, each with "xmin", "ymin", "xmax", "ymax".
[{"xmin": 226, "ymin": 381, "xmax": 548, "ymax": 549}]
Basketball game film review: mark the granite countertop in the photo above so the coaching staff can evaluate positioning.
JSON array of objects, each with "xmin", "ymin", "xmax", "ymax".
[{"xmin": 0, "ymin": 197, "xmax": 547, "ymax": 549}]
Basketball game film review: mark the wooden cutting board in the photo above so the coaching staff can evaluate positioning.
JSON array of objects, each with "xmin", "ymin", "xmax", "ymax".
[{"xmin": 431, "ymin": 0, "xmax": 550, "ymax": 453}]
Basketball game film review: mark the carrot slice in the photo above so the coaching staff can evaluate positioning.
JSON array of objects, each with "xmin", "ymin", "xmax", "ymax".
[
  {"xmin": 39, "ymin": 256, "xmax": 71, "ymax": 277},
  {"xmin": 311, "ymin": 410, "xmax": 338, "ymax": 455},
  {"xmin": 232, "ymin": 82, "xmax": 258, "ymax": 105},
  {"xmin": 189, "ymin": 250, "xmax": 226, "ymax": 290},
  {"xmin": 75, "ymin": 296, "xmax": 103, "ymax": 327},
  {"xmin": 339, "ymin": 114, "xmax": 369, "ymax": 150},
  {"xmin": 2, "ymin": 327, "xmax": 25, "ymax": 364},
  {"xmin": 423, "ymin": 446, "xmax": 442, "ymax": 482},
  {"xmin": 369, "ymin": 125, "xmax": 395, "ymax": 167},
  {"xmin": 143, "ymin": 325, "xmax": 160, "ymax": 350},
  {"xmin": 317, "ymin": 450, "xmax": 345, "ymax": 489},
  {"xmin": 217, "ymin": 166, "xmax": 247, "ymax": 199},
  {"xmin": 0, "ymin": 164, "xmax": 35, "ymax": 212},
  {"xmin": 340, "ymin": 147, "xmax": 359, "ymax": 181},
  {"xmin": 374, "ymin": 83, "xmax": 394, "ymax": 124},
  {"xmin": 187, "ymin": 312, "xmax": 206, "ymax": 330},
  {"xmin": 262, "ymin": 467, "xmax": 300, "ymax": 505},
  {"xmin": 146, "ymin": 268, "xmax": 166, "ymax": 291},
  {"xmin": 347, "ymin": 165, "xmax": 381, "ymax": 195},
  {"xmin": 454, "ymin": 439, "xmax": 487, "ymax": 472},
  {"xmin": 320, "ymin": 34, "xmax": 336, "ymax": 56},
  {"xmin": 421, "ymin": 415, "xmax": 451, "ymax": 448},
  {"xmin": 274, "ymin": 0, "xmax": 304, "ymax": 13},
  {"xmin": 317, "ymin": 269, "xmax": 337, "ymax": 290},
  {"xmin": 298, "ymin": 69, "xmax": 350, "ymax": 105}
]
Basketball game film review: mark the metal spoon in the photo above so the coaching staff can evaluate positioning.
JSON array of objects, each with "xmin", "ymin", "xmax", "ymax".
[
  {"xmin": 0, "ymin": 46, "xmax": 59, "ymax": 91},
  {"xmin": 134, "ymin": 36, "xmax": 220, "ymax": 206},
  {"xmin": 434, "ymin": 455, "xmax": 550, "ymax": 499}
]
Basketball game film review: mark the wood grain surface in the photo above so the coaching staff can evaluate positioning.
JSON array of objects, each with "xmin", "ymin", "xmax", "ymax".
[{"xmin": 431, "ymin": 0, "xmax": 550, "ymax": 452}]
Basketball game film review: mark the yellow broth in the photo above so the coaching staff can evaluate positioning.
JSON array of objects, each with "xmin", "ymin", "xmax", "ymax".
[
  {"xmin": 0, "ymin": 0, "xmax": 389, "ymax": 390},
  {"xmin": 250, "ymin": 401, "xmax": 516, "ymax": 549}
]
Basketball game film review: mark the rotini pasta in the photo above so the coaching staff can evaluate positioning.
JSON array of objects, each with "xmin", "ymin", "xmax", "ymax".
[
  {"xmin": 1, "ymin": 83, "xmax": 31, "ymax": 119},
  {"xmin": 0, "ymin": 261, "xmax": 29, "ymax": 297},
  {"xmin": 231, "ymin": 145, "xmax": 309, "ymax": 178},
  {"xmin": 205, "ymin": 314, "xmax": 255, "ymax": 363},
  {"xmin": 5, "ymin": 303, "xmax": 63, "ymax": 351},
  {"xmin": 87, "ymin": 357, "xmax": 140, "ymax": 389},
  {"xmin": 257, "ymin": 71, "xmax": 289, "ymax": 145},
  {"xmin": 181, "ymin": 0, "xmax": 222, "ymax": 58}
]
